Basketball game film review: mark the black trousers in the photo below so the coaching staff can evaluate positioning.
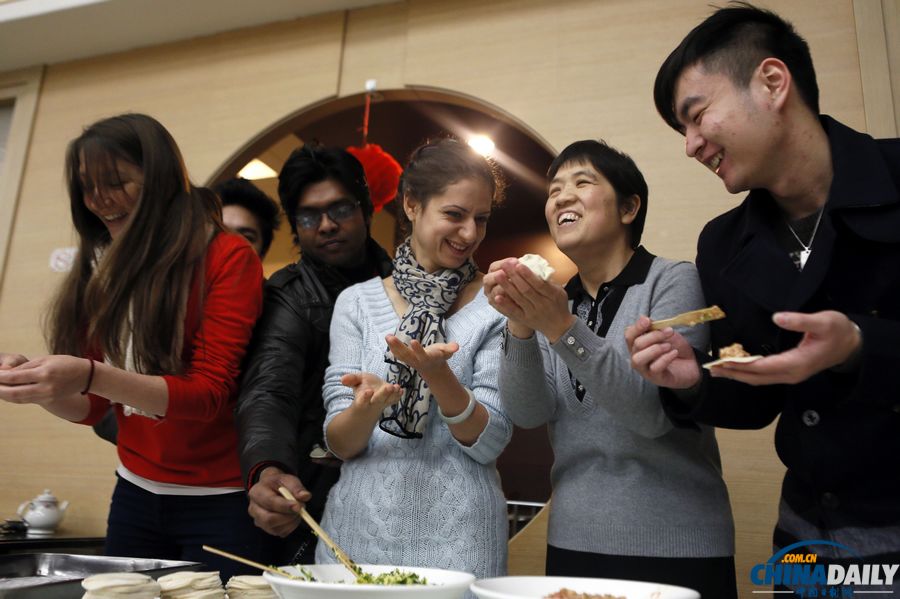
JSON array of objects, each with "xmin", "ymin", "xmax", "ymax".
[
  {"xmin": 105, "ymin": 476, "xmax": 278, "ymax": 583},
  {"xmin": 546, "ymin": 544, "xmax": 737, "ymax": 599}
]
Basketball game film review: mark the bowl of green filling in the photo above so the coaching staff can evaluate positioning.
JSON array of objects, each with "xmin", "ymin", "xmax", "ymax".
[{"xmin": 263, "ymin": 564, "xmax": 475, "ymax": 598}]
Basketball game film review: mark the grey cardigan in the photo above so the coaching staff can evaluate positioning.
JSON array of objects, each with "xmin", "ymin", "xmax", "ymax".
[{"xmin": 499, "ymin": 253, "xmax": 735, "ymax": 558}]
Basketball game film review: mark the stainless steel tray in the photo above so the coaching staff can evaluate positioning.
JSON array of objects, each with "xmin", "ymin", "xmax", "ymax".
[{"xmin": 0, "ymin": 553, "xmax": 200, "ymax": 598}]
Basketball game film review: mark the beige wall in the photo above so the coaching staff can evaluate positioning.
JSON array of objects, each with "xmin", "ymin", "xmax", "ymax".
[{"xmin": 0, "ymin": 1, "xmax": 894, "ymax": 596}]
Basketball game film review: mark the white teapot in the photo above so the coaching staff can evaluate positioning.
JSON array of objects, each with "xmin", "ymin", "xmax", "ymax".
[{"xmin": 17, "ymin": 489, "xmax": 68, "ymax": 534}]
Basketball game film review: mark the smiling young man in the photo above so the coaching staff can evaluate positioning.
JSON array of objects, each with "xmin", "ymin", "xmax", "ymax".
[
  {"xmin": 626, "ymin": 3, "xmax": 900, "ymax": 588},
  {"xmin": 234, "ymin": 146, "xmax": 392, "ymax": 564},
  {"xmin": 485, "ymin": 140, "xmax": 736, "ymax": 597}
]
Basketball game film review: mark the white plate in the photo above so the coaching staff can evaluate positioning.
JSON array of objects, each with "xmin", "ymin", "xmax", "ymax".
[
  {"xmin": 702, "ymin": 354, "xmax": 763, "ymax": 368},
  {"xmin": 470, "ymin": 576, "xmax": 700, "ymax": 599},
  {"xmin": 263, "ymin": 564, "xmax": 474, "ymax": 599}
]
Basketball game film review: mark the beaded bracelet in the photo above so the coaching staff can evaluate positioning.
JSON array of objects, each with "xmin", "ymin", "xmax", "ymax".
[
  {"xmin": 438, "ymin": 387, "xmax": 476, "ymax": 425},
  {"xmin": 80, "ymin": 358, "xmax": 95, "ymax": 395}
]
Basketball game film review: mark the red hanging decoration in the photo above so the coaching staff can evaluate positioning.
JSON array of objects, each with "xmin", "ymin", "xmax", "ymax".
[
  {"xmin": 346, "ymin": 89, "xmax": 402, "ymax": 212},
  {"xmin": 347, "ymin": 143, "xmax": 402, "ymax": 213}
]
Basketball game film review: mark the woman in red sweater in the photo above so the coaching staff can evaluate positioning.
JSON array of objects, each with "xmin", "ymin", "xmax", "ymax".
[{"xmin": 0, "ymin": 114, "xmax": 269, "ymax": 580}]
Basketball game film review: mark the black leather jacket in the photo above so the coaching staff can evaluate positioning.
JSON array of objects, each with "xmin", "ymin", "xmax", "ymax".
[{"xmin": 235, "ymin": 239, "xmax": 392, "ymax": 515}]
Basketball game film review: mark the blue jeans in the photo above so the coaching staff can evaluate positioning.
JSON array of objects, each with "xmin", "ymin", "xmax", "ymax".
[{"xmin": 105, "ymin": 475, "xmax": 278, "ymax": 582}]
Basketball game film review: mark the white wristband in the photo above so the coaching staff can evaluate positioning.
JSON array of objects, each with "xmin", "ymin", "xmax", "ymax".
[{"xmin": 438, "ymin": 387, "xmax": 477, "ymax": 424}]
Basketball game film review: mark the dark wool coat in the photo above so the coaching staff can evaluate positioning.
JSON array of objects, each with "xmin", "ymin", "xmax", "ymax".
[{"xmin": 665, "ymin": 116, "xmax": 900, "ymax": 553}]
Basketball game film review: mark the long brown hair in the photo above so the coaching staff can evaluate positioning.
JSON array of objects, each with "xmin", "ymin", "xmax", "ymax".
[{"xmin": 47, "ymin": 113, "xmax": 224, "ymax": 374}]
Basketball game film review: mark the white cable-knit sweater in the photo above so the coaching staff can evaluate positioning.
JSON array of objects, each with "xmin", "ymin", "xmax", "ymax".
[{"xmin": 317, "ymin": 277, "xmax": 511, "ymax": 580}]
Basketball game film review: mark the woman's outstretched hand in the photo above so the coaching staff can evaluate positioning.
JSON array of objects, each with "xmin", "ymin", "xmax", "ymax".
[
  {"xmin": 329, "ymin": 371, "xmax": 404, "ymax": 459},
  {"xmin": 341, "ymin": 371, "xmax": 402, "ymax": 411},
  {"xmin": 385, "ymin": 334, "xmax": 459, "ymax": 378}
]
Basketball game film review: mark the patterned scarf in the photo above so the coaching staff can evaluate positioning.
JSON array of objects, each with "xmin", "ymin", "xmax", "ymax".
[{"xmin": 380, "ymin": 238, "xmax": 477, "ymax": 438}]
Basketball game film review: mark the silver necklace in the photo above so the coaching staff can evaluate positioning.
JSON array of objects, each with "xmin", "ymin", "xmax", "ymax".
[{"xmin": 785, "ymin": 208, "xmax": 824, "ymax": 270}]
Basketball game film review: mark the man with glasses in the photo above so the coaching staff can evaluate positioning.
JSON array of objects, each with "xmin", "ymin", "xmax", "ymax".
[{"xmin": 236, "ymin": 146, "xmax": 393, "ymax": 564}]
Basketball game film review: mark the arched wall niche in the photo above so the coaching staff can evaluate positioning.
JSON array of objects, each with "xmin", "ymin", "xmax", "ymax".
[
  {"xmin": 208, "ymin": 86, "xmax": 576, "ymax": 291},
  {"xmin": 212, "ymin": 85, "xmax": 564, "ymax": 503},
  {"xmin": 208, "ymin": 86, "xmax": 558, "ymax": 182}
]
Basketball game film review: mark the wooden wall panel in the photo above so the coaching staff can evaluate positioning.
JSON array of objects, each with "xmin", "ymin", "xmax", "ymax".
[
  {"xmin": 0, "ymin": 67, "xmax": 42, "ymax": 294},
  {"xmin": 340, "ymin": 2, "xmax": 410, "ymax": 96},
  {"xmin": 881, "ymin": 0, "xmax": 900, "ymax": 129},
  {"xmin": 854, "ymin": 0, "xmax": 898, "ymax": 136}
]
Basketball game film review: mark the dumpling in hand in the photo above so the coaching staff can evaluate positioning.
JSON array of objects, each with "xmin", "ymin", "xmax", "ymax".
[{"xmin": 518, "ymin": 254, "xmax": 555, "ymax": 281}]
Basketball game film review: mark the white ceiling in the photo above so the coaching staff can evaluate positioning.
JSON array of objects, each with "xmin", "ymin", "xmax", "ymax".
[{"xmin": 0, "ymin": 0, "xmax": 396, "ymax": 73}]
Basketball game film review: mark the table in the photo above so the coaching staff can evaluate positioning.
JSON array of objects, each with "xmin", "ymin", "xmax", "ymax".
[{"xmin": 0, "ymin": 532, "xmax": 104, "ymax": 556}]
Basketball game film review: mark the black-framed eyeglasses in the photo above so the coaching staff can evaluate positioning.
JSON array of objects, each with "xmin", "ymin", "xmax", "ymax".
[{"xmin": 295, "ymin": 198, "xmax": 360, "ymax": 230}]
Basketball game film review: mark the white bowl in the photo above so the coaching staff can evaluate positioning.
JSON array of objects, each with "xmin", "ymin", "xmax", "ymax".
[
  {"xmin": 263, "ymin": 564, "xmax": 475, "ymax": 599},
  {"xmin": 470, "ymin": 576, "xmax": 700, "ymax": 599}
]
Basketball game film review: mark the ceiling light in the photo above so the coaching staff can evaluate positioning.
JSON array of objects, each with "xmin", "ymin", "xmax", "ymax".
[
  {"xmin": 468, "ymin": 135, "xmax": 495, "ymax": 157},
  {"xmin": 238, "ymin": 158, "xmax": 277, "ymax": 180}
]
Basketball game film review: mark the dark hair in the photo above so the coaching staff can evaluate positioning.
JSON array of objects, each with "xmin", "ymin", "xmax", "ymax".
[
  {"xmin": 654, "ymin": 2, "xmax": 819, "ymax": 132},
  {"xmin": 213, "ymin": 178, "xmax": 281, "ymax": 257},
  {"xmin": 277, "ymin": 145, "xmax": 372, "ymax": 243},
  {"xmin": 50, "ymin": 113, "xmax": 223, "ymax": 374},
  {"xmin": 398, "ymin": 137, "xmax": 504, "ymax": 232},
  {"xmin": 547, "ymin": 140, "xmax": 648, "ymax": 249}
]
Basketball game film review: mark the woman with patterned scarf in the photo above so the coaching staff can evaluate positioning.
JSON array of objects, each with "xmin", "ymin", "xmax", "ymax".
[{"xmin": 316, "ymin": 138, "xmax": 512, "ymax": 580}]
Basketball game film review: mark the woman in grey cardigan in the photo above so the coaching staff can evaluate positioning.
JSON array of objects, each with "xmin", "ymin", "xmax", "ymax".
[{"xmin": 484, "ymin": 140, "xmax": 736, "ymax": 598}]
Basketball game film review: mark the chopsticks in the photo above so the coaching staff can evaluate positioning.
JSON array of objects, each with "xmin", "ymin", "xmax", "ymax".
[
  {"xmin": 649, "ymin": 305, "xmax": 726, "ymax": 330},
  {"xmin": 202, "ymin": 544, "xmax": 300, "ymax": 580},
  {"xmin": 277, "ymin": 486, "xmax": 362, "ymax": 580}
]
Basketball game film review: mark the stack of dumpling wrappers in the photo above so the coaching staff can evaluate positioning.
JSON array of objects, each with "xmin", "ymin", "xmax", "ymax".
[
  {"xmin": 225, "ymin": 575, "xmax": 276, "ymax": 598},
  {"xmin": 80, "ymin": 570, "xmax": 275, "ymax": 598},
  {"xmin": 158, "ymin": 571, "xmax": 225, "ymax": 599},
  {"xmin": 81, "ymin": 573, "xmax": 161, "ymax": 598}
]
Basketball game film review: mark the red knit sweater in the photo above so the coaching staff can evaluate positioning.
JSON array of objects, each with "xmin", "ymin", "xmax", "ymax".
[{"xmin": 79, "ymin": 232, "xmax": 263, "ymax": 487}]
